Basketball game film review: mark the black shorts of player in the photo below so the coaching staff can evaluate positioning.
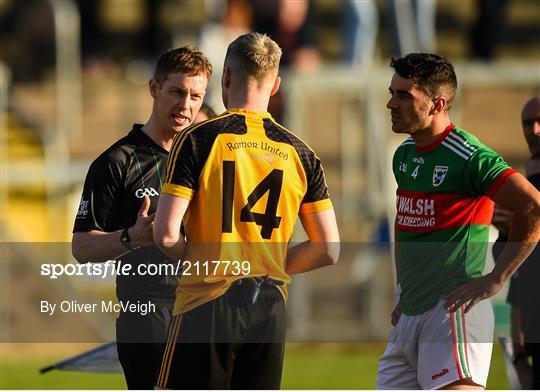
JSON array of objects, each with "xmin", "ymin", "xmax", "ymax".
[
  {"xmin": 116, "ymin": 300, "xmax": 174, "ymax": 390},
  {"xmin": 157, "ymin": 279, "xmax": 286, "ymax": 389}
]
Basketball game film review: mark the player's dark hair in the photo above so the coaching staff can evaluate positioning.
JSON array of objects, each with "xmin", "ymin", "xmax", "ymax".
[
  {"xmin": 390, "ymin": 53, "xmax": 457, "ymax": 109},
  {"xmin": 154, "ymin": 45, "xmax": 212, "ymax": 85},
  {"xmin": 199, "ymin": 103, "xmax": 217, "ymax": 119}
]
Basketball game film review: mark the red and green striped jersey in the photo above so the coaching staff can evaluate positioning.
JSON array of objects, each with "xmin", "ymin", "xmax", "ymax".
[{"xmin": 393, "ymin": 124, "xmax": 516, "ymax": 314}]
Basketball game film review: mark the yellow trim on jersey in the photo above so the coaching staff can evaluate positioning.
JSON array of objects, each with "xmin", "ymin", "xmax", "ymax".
[
  {"xmin": 156, "ymin": 314, "xmax": 182, "ymax": 388},
  {"xmin": 299, "ymin": 198, "xmax": 333, "ymax": 214},
  {"xmin": 165, "ymin": 112, "xmax": 234, "ymax": 184},
  {"xmin": 228, "ymin": 108, "xmax": 272, "ymax": 118},
  {"xmin": 161, "ymin": 183, "xmax": 194, "ymax": 200}
]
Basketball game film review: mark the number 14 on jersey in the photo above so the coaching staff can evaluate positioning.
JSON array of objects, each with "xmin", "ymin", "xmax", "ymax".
[{"xmin": 221, "ymin": 160, "xmax": 283, "ymax": 239}]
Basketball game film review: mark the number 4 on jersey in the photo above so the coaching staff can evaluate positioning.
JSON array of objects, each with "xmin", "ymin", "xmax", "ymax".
[
  {"xmin": 411, "ymin": 165, "xmax": 420, "ymax": 180},
  {"xmin": 222, "ymin": 160, "xmax": 283, "ymax": 239}
]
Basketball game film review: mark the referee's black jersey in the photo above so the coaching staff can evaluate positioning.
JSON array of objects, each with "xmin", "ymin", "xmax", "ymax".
[{"xmin": 73, "ymin": 124, "xmax": 177, "ymax": 301}]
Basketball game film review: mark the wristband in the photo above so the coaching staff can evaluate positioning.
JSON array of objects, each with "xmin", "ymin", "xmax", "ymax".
[{"xmin": 120, "ymin": 227, "xmax": 136, "ymax": 250}]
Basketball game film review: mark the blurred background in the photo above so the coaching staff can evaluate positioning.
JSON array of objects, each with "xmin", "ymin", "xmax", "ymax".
[{"xmin": 0, "ymin": 0, "xmax": 539, "ymax": 388}]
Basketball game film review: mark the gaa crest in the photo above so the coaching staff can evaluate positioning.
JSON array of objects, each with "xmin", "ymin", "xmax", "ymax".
[{"xmin": 432, "ymin": 166, "xmax": 448, "ymax": 187}]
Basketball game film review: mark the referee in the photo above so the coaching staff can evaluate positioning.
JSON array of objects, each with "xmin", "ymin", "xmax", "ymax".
[{"xmin": 71, "ymin": 46, "xmax": 212, "ymax": 389}]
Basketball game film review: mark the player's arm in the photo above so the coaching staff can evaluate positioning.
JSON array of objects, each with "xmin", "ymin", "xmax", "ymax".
[
  {"xmin": 490, "ymin": 174, "xmax": 540, "ymax": 279},
  {"xmin": 153, "ymin": 193, "xmax": 189, "ymax": 261},
  {"xmin": 153, "ymin": 130, "xmax": 198, "ymax": 260},
  {"xmin": 72, "ymin": 196, "xmax": 155, "ymax": 263},
  {"xmin": 445, "ymin": 173, "xmax": 540, "ymax": 312},
  {"xmin": 492, "ymin": 204, "xmax": 512, "ymax": 237},
  {"xmin": 285, "ymin": 208, "xmax": 340, "ymax": 274}
]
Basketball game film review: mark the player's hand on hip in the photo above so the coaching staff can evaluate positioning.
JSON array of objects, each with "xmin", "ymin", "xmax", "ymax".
[
  {"xmin": 391, "ymin": 303, "xmax": 401, "ymax": 326},
  {"xmin": 443, "ymin": 273, "xmax": 503, "ymax": 313},
  {"xmin": 130, "ymin": 195, "xmax": 156, "ymax": 247}
]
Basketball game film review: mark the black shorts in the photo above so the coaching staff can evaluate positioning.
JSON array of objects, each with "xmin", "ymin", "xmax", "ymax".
[
  {"xmin": 116, "ymin": 300, "xmax": 174, "ymax": 389},
  {"xmin": 156, "ymin": 279, "xmax": 286, "ymax": 389}
]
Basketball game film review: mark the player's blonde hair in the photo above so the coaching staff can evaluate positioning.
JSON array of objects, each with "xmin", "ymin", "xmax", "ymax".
[{"xmin": 224, "ymin": 32, "xmax": 282, "ymax": 85}]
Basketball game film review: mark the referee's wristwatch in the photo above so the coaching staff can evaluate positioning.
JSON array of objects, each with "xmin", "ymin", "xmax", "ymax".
[
  {"xmin": 120, "ymin": 227, "xmax": 138, "ymax": 250},
  {"xmin": 511, "ymin": 353, "xmax": 526, "ymax": 365}
]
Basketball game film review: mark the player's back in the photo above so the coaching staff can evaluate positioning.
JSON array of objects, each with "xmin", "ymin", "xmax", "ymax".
[{"xmin": 162, "ymin": 108, "xmax": 331, "ymax": 314}]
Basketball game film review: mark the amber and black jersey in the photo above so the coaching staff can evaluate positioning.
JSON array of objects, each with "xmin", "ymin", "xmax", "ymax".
[
  {"xmin": 162, "ymin": 108, "xmax": 333, "ymax": 314},
  {"xmin": 73, "ymin": 124, "xmax": 178, "ymax": 301}
]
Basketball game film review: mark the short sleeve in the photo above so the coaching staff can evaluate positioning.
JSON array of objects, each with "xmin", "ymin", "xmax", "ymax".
[
  {"xmin": 162, "ymin": 133, "xmax": 198, "ymax": 199},
  {"xmin": 299, "ymin": 154, "xmax": 332, "ymax": 214},
  {"xmin": 465, "ymin": 147, "xmax": 515, "ymax": 197},
  {"xmin": 73, "ymin": 155, "xmax": 123, "ymax": 232}
]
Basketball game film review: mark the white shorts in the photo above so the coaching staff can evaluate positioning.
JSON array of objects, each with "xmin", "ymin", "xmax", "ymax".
[{"xmin": 376, "ymin": 297, "xmax": 494, "ymax": 390}]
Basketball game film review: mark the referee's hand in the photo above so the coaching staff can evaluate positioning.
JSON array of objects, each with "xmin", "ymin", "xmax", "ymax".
[{"xmin": 130, "ymin": 196, "xmax": 155, "ymax": 247}]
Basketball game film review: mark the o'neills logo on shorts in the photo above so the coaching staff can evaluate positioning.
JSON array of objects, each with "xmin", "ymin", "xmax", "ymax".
[{"xmin": 432, "ymin": 368, "xmax": 449, "ymax": 381}]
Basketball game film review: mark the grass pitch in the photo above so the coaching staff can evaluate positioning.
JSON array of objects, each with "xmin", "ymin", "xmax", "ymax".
[{"xmin": 1, "ymin": 343, "xmax": 510, "ymax": 389}]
